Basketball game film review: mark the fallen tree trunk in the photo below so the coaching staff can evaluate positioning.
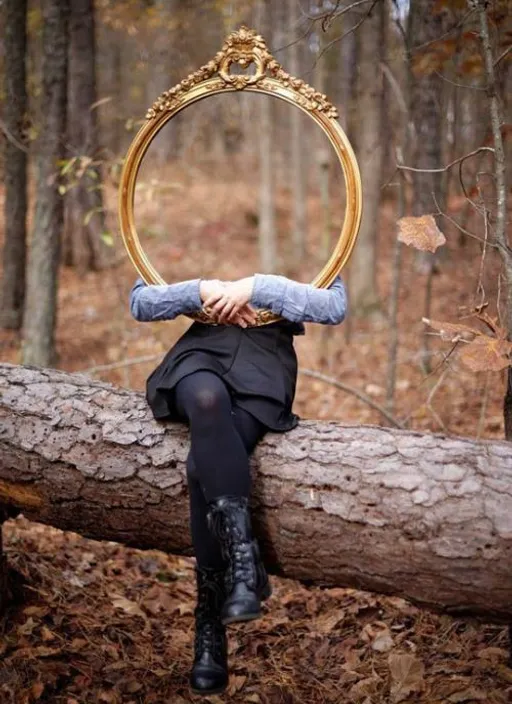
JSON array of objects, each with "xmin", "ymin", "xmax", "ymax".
[{"xmin": 1, "ymin": 363, "xmax": 511, "ymax": 620}]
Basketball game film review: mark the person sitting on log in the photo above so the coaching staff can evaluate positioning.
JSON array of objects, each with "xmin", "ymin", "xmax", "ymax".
[{"xmin": 129, "ymin": 273, "xmax": 347, "ymax": 696}]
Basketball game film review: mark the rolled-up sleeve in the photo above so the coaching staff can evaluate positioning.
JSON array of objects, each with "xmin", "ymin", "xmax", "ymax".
[
  {"xmin": 251, "ymin": 274, "xmax": 347, "ymax": 325},
  {"xmin": 129, "ymin": 278, "xmax": 202, "ymax": 322}
]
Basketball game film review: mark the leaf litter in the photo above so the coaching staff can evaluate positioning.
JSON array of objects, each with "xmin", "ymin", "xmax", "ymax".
[{"xmin": 0, "ymin": 517, "xmax": 509, "ymax": 703}]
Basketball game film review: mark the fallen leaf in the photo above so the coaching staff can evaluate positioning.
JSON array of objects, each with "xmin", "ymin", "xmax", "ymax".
[
  {"xmin": 31, "ymin": 682, "xmax": 45, "ymax": 700},
  {"xmin": 349, "ymin": 676, "xmax": 381, "ymax": 699},
  {"xmin": 312, "ymin": 608, "xmax": 345, "ymax": 634},
  {"xmin": 397, "ymin": 215, "xmax": 446, "ymax": 253},
  {"xmin": 448, "ymin": 688, "xmax": 487, "ymax": 702},
  {"xmin": 372, "ymin": 631, "xmax": 394, "ymax": 653},
  {"xmin": 477, "ymin": 646, "xmax": 508, "ymax": 662},
  {"xmin": 388, "ymin": 652, "xmax": 425, "ymax": 703},
  {"xmin": 111, "ymin": 595, "xmax": 147, "ymax": 620},
  {"xmin": 497, "ymin": 664, "xmax": 512, "ymax": 683},
  {"xmin": 40, "ymin": 626, "xmax": 57, "ymax": 642},
  {"xmin": 227, "ymin": 674, "xmax": 247, "ymax": 695}
]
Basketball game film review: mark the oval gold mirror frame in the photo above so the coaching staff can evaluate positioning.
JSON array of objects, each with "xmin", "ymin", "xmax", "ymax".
[{"xmin": 118, "ymin": 26, "xmax": 362, "ymax": 325}]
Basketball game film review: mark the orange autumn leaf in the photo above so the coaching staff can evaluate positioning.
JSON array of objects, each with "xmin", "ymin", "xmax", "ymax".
[
  {"xmin": 397, "ymin": 215, "xmax": 446, "ymax": 253},
  {"xmin": 459, "ymin": 336, "xmax": 512, "ymax": 372}
]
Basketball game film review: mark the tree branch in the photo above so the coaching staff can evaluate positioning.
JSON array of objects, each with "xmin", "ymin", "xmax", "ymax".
[{"xmin": 397, "ymin": 146, "xmax": 494, "ymax": 174}]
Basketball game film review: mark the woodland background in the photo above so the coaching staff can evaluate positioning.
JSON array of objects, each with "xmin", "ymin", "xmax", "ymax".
[{"xmin": 1, "ymin": 0, "xmax": 512, "ymax": 702}]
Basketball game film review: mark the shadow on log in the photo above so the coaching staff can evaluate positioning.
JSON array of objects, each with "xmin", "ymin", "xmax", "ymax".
[{"xmin": 1, "ymin": 363, "xmax": 511, "ymax": 620}]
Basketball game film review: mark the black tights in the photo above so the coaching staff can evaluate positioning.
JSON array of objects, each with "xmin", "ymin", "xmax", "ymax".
[{"xmin": 174, "ymin": 371, "xmax": 265, "ymax": 569}]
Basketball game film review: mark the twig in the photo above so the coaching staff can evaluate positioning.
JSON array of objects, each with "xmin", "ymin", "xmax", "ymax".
[
  {"xmin": 81, "ymin": 354, "xmax": 161, "ymax": 375},
  {"xmin": 475, "ymin": 196, "xmax": 490, "ymax": 307},
  {"xmin": 272, "ymin": 18, "xmax": 314, "ymax": 55},
  {"xmin": 477, "ymin": 372, "xmax": 491, "ymax": 439},
  {"xmin": 300, "ymin": 0, "xmax": 375, "ymax": 23},
  {"xmin": 81, "ymin": 356, "xmax": 405, "ymax": 428},
  {"xmin": 432, "ymin": 192, "xmax": 496, "ymax": 247},
  {"xmin": 310, "ymin": 0, "xmax": 381, "ymax": 70},
  {"xmin": 494, "ymin": 44, "xmax": 511, "ymax": 67},
  {"xmin": 425, "ymin": 367, "xmax": 451, "ymax": 432},
  {"xmin": 298, "ymin": 368, "xmax": 405, "ymax": 428},
  {"xmin": 433, "ymin": 69, "xmax": 485, "ymax": 91},
  {"xmin": 0, "ymin": 118, "xmax": 29, "ymax": 153},
  {"xmin": 397, "ymin": 146, "xmax": 494, "ymax": 175},
  {"xmin": 409, "ymin": 9, "xmax": 475, "ymax": 54}
]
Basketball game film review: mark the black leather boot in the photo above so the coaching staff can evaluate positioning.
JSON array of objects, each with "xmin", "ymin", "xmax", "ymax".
[
  {"xmin": 190, "ymin": 566, "xmax": 228, "ymax": 696},
  {"xmin": 207, "ymin": 496, "xmax": 272, "ymax": 625}
]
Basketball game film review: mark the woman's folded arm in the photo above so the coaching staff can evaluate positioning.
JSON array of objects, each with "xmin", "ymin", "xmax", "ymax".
[
  {"xmin": 129, "ymin": 278, "xmax": 202, "ymax": 322},
  {"xmin": 250, "ymin": 274, "xmax": 348, "ymax": 325}
]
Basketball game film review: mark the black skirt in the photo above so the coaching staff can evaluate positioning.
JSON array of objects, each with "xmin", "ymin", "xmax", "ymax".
[{"xmin": 146, "ymin": 320, "xmax": 304, "ymax": 431}]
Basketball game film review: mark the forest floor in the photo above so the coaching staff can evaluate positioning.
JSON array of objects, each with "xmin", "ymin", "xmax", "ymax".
[{"xmin": 0, "ymin": 163, "xmax": 510, "ymax": 703}]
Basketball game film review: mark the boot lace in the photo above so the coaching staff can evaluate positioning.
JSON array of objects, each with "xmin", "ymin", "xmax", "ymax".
[{"xmin": 225, "ymin": 535, "xmax": 256, "ymax": 589}]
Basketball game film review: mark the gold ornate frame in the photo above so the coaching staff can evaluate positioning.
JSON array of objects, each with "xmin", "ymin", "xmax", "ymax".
[{"xmin": 118, "ymin": 26, "xmax": 362, "ymax": 325}]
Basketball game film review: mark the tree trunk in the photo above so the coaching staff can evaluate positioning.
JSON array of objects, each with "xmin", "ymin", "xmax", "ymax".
[
  {"xmin": 0, "ymin": 0, "xmax": 28, "ymax": 331},
  {"xmin": 288, "ymin": 0, "xmax": 306, "ymax": 265},
  {"xmin": 22, "ymin": 0, "xmax": 69, "ymax": 368},
  {"xmin": 349, "ymin": 2, "xmax": 384, "ymax": 314},
  {"xmin": 407, "ymin": 0, "xmax": 444, "ymax": 374},
  {"xmin": 1, "ymin": 363, "xmax": 512, "ymax": 621},
  {"xmin": 408, "ymin": 0, "xmax": 443, "ymax": 244},
  {"xmin": 257, "ymin": 0, "xmax": 277, "ymax": 273},
  {"xmin": 96, "ymin": 23, "xmax": 122, "ymax": 157},
  {"xmin": 146, "ymin": 0, "xmax": 178, "ymax": 166},
  {"xmin": 63, "ymin": 0, "xmax": 113, "ymax": 273}
]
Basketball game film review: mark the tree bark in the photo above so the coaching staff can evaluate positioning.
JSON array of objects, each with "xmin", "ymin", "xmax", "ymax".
[
  {"xmin": 349, "ymin": 2, "xmax": 384, "ymax": 314},
  {"xmin": 1, "ymin": 363, "xmax": 512, "ymax": 621},
  {"xmin": 1, "ymin": 0, "xmax": 28, "ymax": 331},
  {"xmin": 22, "ymin": 0, "xmax": 69, "ymax": 367},
  {"xmin": 63, "ymin": 0, "xmax": 113, "ymax": 273}
]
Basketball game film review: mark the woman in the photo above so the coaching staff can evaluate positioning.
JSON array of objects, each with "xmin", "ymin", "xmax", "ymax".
[{"xmin": 130, "ymin": 272, "xmax": 347, "ymax": 695}]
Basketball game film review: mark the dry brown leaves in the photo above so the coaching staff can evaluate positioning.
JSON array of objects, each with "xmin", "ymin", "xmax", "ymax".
[
  {"xmin": 397, "ymin": 215, "xmax": 446, "ymax": 253},
  {"xmin": 424, "ymin": 313, "xmax": 512, "ymax": 372},
  {"xmin": 0, "ymin": 518, "xmax": 510, "ymax": 704}
]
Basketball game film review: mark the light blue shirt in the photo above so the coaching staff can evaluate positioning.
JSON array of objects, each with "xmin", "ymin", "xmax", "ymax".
[{"xmin": 129, "ymin": 275, "xmax": 348, "ymax": 325}]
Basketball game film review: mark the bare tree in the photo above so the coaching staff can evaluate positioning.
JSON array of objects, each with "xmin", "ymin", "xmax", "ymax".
[
  {"xmin": 407, "ymin": 0, "xmax": 444, "ymax": 373},
  {"xmin": 348, "ymin": 0, "xmax": 385, "ymax": 314},
  {"xmin": 288, "ymin": 0, "xmax": 307, "ymax": 265},
  {"xmin": 146, "ymin": 0, "xmax": 179, "ymax": 166},
  {"xmin": 257, "ymin": 0, "xmax": 277, "ymax": 273},
  {"xmin": 22, "ymin": 0, "xmax": 69, "ymax": 367},
  {"xmin": 63, "ymin": 0, "xmax": 113, "ymax": 273},
  {"xmin": 1, "ymin": 0, "xmax": 28, "ymax": 330},
  {"xmin": 468, "ymin": 1, "xmax": 510, "ymax": 438}
]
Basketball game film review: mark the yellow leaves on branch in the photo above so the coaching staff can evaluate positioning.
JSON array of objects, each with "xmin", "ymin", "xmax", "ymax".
[
  {"xmin": 424, "ymin": 315, "xmax": 512, "ymax": 372},
  {"xmin": 397, "ymin": 215, "xmax": 446, "ymax": 253}
]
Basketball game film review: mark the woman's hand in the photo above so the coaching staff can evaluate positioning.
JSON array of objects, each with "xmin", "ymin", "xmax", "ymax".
[
  {"xmin": 204, "ymin": 277, "xmax": 256, "ymax": 325},
  {"xmin": 200, "ymin": 278, "xmax": 257, "ymax": 327}
]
